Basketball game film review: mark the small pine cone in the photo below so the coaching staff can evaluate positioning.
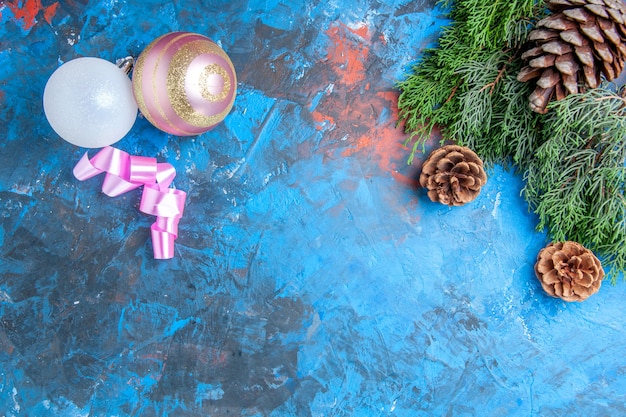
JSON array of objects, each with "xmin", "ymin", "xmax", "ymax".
[
  {"xmin": 535, "ymin": 241, "xmax": 604, "ymax": 302},
  {"xmin": 517, "ymin": 0, "xmax": 626, "ymax": 114},
  {"xmin": 419, "ymin": 145, "xmax": 487, "ymax": 206}
]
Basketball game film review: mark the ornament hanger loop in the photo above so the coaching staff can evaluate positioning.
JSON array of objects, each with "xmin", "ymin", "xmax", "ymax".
[{"xmin": 116, "ymin": 56, "xmax": 135, "ymax": 75}]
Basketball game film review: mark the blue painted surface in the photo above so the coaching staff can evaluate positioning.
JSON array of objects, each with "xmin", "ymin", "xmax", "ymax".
[{"xmin": 1, "ymin": 0, "xmax": 625, "ymax": 416}]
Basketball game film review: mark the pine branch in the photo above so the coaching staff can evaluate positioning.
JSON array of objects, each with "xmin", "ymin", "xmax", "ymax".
[
  {"xmin": 522, "ymin": 87, "xmax": 626, "ymax": 282},
  {"xmin": 396, "ymin": 0, "xmax": 626, "ymax": 281},
  {"xmin": 459, "ymin": 0, "xmax": 537, "ymax": 50},
  {"xmin": 396, "ymin": 0, "xmax": 539, "ymax": 163},
  {"xmin": 448, "ymin": 50, "xmax": 543, "ymax": 169},
  {"xmin": 494, "ymin": 71, "xmax": 543, "ymax": 169}
]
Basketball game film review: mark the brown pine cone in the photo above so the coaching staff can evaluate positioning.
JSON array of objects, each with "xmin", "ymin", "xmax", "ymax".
[
  {"xmin": 419, "ymin": 145, "xmax": 487, "ymax": 206},
  {"xmin": 517, "ymin": 0, "xmax": 626, "ymax": 113},
  {"xmin": 535, "ymin": 241, "xmax": 604, "ymax": 302}
]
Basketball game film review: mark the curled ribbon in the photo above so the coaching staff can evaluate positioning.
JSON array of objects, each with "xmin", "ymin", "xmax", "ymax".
[{"xmin": 73, "ymin": 146, "xmax": 186, "ymax": 259}]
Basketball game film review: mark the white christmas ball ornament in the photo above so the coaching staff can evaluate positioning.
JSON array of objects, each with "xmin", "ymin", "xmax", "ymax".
[{"xmin": 43, "ymin": 57, "xmax": 138, "ymax": 148}]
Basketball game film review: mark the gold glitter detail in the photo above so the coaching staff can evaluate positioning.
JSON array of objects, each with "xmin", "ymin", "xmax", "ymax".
[
  {"xmin": 133, "ymin": 32, "xmax": 194, "ymax": 134},
  {"xmin": 153, "ymin": 33, "xmax": 195, "ymax": 134},
  {"xmin": 199, "ymin": 64, "xmax": 231, "ymax": 102},
  {"xmin": 132, "ymin": 36, "xmax": 161, "ymax": 130},
  {"xmin": 167, "ymin": 40, "xmax": 236, "ymax": 129}
]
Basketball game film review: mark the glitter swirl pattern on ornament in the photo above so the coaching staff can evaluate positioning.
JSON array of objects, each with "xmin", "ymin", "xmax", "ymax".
[{"xmin": 132, "ymin": 32, "xmax": 237, "ymax": 136}]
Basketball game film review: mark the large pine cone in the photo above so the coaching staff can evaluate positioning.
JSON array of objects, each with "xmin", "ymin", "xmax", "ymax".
[
  {"xmin": 517, "ymin": 0, "xmax": 626, "ymax": 114},
  {"xmin": 535, "ymin": 241, "xmax": 604, "ymax": 302},
  {"xmin": 419, "ymin": 145, "xmax": 487, "ymax": 206}
]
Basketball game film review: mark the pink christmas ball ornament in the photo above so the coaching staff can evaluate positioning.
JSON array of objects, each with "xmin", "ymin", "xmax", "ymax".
[{"xmin": 132, "ymin": 32, "xmax": 237, "ymax": 136}]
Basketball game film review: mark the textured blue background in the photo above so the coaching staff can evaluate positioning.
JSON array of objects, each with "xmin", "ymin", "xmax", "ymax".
[{"xmin": 1, "ymin": 0, "xmax": 625, "ymax": 416}]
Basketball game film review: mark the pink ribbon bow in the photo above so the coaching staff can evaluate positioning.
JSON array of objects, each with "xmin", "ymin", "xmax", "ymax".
[{"xmin": 73, "ymin": 146, "xmax": 186, "ymax": 259}]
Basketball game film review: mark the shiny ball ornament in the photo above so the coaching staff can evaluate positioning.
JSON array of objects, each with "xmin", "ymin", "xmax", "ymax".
[
  {"xmin": 43, "ymin": 57, "xmax": 138, "ymax": 148},
  {"xmin": 132, "ymin": 32, "xmax": 237, "ymax": 136}
]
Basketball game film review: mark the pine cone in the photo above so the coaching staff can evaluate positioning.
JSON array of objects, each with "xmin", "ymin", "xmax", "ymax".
[
  {"xmin": 419, "ymin": 145, "xmax": 487, "ymax": 206},
  {"xmin": 517, "ymin": 0, "xmax": 626, "ymax": 113},
  {"xmin": 534, "ymin": 241, "xmax": 604, "ymax": 302}
]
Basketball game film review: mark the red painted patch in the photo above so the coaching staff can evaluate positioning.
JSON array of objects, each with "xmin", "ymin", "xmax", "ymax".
[
  {"xmin": 340, "ymin": 104, "xmax": 418, "ymax": 186},
  {"xmin": 314, "ymin": 85, "xmax": 420, "ymax": 183},
  {"xmin": 43, "ymin": 1, "xmax": 59, "ymax": 24},
  {"xmin": 6, "ymin": 0, "xmax": 59, "ymax": 30},
  {"xmin": 311, "ymin": 110, "xmax": 336, "ymax": 131},
  {"xmin": 311, "ymin": 20, "xmax": 440, "ymax": 187},
  {"xmin": 325, "ymin": 22, "xmax": 370, "ymax": 86}
]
